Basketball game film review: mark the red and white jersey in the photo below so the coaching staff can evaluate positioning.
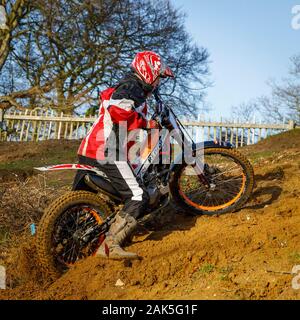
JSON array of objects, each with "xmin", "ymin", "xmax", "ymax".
[{"xmin": 78, "ymin": 75, "xmax": 149, "ymax": 160}]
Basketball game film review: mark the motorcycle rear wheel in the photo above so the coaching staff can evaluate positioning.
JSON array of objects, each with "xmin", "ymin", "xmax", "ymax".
[{"xmin": 36, "ymin": 191, "xmax": 112, "ymax": 278}]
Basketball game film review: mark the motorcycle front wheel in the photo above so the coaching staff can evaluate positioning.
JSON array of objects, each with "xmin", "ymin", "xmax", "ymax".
[{"xmin": 169, "ymin": 148, "xmax": 254, "ymax": 215}]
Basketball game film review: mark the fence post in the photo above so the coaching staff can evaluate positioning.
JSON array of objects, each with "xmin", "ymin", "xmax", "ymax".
[
  {"xmin": 288, "ymin": 120, "xmax": 295, "ymax": 130},
  {"xmin": 47, "ymin": 109, "xmax": 52, "ymax": 140},
  {"xmin": 69, "ymin": 121, "xmax": 74, "ymax": 140},
  {"xmin": 75, "ymin": 121, "xmax": 80, "ymax": 139},
  {"xmin": 230, "ymin": 128, "xmax": 234, "ymax": 145},
  {"xmin": 213, "ymin": 127, "xmax": 217, "ymax": 141},
  {"xmin": 20, "ymin": 109, "xmax": 26, "ymax": 141},
  {"xmin": 247, "ymin": 128, "xmax": 251, "ymax": 145},
  {"xmin": 36, "ymin": 114, "xmax": 42, "ymax": 142},
  {"xmin": 258, "ymin": 128, "xmax": 262, "ymax": 142},
  {"xmin": 57, "ymin": 112, "xmax": 63, "ymax": 139},
  {"xmin": 241, "ymin": 128, "xmax": 244, "ymax": 147},
  {"xmin": 31, "ymin": 110, "xmax": 38, "ymax": 141}
]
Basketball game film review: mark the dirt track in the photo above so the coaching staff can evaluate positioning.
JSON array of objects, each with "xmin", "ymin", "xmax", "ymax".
[{"xmin": 0, "ymin": 130, "xmax": 300, "ymax": 300}]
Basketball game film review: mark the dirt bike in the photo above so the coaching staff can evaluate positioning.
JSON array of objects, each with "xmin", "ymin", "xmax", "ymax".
[{"xmin": 35, "ymin": 90, "xmax": 254, "ymax": 277}]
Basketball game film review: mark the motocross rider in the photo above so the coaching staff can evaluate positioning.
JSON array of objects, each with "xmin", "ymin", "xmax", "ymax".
[{"xmin": 74, "ymin": 51, "xmax": 174, "ymax": 259}]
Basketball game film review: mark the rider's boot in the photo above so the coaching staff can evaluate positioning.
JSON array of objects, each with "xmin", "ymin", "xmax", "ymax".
[{"xmin": 96, "ymin": 213, "xmax": 139, "ymax": 260}]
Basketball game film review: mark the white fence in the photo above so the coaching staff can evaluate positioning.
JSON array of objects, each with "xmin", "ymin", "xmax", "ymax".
[{"xmin": 0, "ymin": 108, "xmax": 297, "ymax": 147}]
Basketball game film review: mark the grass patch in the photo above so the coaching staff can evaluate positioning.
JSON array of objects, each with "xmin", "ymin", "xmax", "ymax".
[
  {"xmin": 0, "ymin": 151, "xmax": 77, "ymax": 171},
  {"xmin": 0, "ymin": 159, "xmax": 40, "ymax": 170},
  {"xmin": 289, "ymin": 252, "xmax": 300, "ymax": 264},
  {"xmin": 198, "ymin": 263, "xmax": 215, "ymax": 274},
  {"xmin": 219, "ymin": 266, "xmax": 233, "ymax": 281},
  {"xmin": 0, "ymin": 228, "xmax": 11, "ymax": 247},
  {"xmin": 248, "ymin": 150, "xmax": 275, "ymax": 162}
]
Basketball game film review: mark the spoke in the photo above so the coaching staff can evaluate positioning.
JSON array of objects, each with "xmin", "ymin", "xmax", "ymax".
[
  {"xmin": 216, "ymin": 188, "xmax": 237, "ymax": 203},
  {"xmin": 216, "ymin": 175, "xmax": 243, "ymax": 182},
  {"xmin": 70, "ymin": 243, "xmax": 79, "ymax": 264},
  {"xmin": 57, "ymin": 224, "xmax": 76, "ymax": 235},
  {"xmin": 200, "ymin": 191, "xmax": 210, "ymax": 206},
  {"xmin": 217, "ymin": 188, "xmax": 241, "ymax": 198},
  {"xmin": 215, "ymin": 177, "xmax": 243, "ymax": 187},
  {"xmin": 215, "ymin": 183, "xmax": 242, "ymax": 193},
  {"xmin": 209, "ymin": 197, "xmax": 218, "ymax": 207},
  {"xmin": 61, "ymin": 242, "xmax": 76, "ymax": 260},
  {"xmin": 184, "ymin": 186, "xmax": 207, "ymax": 197},
  {"xmin": 210, "ymin": 166, "xmax": 241, "ymax": 179},
  {"xmin": 67, "ymin": 243, "xmax": 76, "ymax": 264},
  {"xmin": 53, "ymin": 206, "xmax": 102, "ymax": 265}
]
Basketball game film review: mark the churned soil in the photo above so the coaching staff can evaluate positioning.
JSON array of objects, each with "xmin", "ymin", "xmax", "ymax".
[{"xmin": 0, "ymin": 129, "xmax": 299, "ymax": 300}]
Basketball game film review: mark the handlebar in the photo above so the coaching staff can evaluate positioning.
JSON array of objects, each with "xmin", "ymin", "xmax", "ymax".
[
  {"xmin": 151, "ymin": 88, "xmax": 196, "ymax": 148},
  {"xmin": 151, "ymin": 88, "xmax": 171, "ymax": 127},
  {"xmin": 152, "ymin": 88, "xmax": 161, "ymax": 103}
]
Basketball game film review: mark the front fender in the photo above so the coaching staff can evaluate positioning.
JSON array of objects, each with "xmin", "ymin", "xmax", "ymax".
[
  {"xmin": 170, "ymin": 140, "xmax": 233, "ymax": 170},
  {"xmin": 198, "ymin": 140, "xmax": 233, "ymax": 150}
]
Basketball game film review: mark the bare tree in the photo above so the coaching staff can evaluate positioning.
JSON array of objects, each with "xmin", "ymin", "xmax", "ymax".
[
  {"xmin": 259, "ymin": 54, "xmax": 300, "ymax": 124},
  {"xmin": 0, "ymin": 0, "xmax": 30, "ymax": 72},
  {"xmin": 0, "ymin": 0, "xmax": 210, "ymax": 115},
  {"xmin": 230, "ymin": 101, "xmax": 259, "ymax": 123},
  {"xmin": 290, "ymin": 54, "xmax": 300, "ymax": 76}
]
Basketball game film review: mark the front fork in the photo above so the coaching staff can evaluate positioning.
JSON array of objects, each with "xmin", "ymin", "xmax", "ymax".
[{"xmin": 191, "ymin": 152, "xmax": 212, "ymax": 189}]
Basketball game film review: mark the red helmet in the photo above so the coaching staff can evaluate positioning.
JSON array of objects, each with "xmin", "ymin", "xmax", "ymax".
[{"xmin": 131, "ymin": 51, "xmax": 174, "ymax": 86}]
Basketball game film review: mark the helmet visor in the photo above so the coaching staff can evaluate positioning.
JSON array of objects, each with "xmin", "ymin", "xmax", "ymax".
[{"xmin": 160, "ymin": 60, "xmax": 174, "ymax": 78}]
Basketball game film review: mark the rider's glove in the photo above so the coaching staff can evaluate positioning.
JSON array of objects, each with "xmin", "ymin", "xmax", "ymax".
[{"xmin": 146, "ymin": 120, "xmax": 159, "ymax": 129}]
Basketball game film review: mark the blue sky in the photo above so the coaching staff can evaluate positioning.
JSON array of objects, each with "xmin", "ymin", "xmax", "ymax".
[{"xmin": 172, "ymin": 0, "xmax": 300, "ymax": 119}]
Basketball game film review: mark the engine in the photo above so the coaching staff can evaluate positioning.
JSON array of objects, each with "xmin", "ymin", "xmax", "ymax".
[{"xmin": 144, "ymin": 165, "xmax": 170, "ymax": 207}]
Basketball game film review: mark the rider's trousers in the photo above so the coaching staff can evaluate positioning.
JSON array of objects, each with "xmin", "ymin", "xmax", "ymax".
[{"xmin": 73, "ymin": 155, "xmax": 149, "ymax": 219}]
